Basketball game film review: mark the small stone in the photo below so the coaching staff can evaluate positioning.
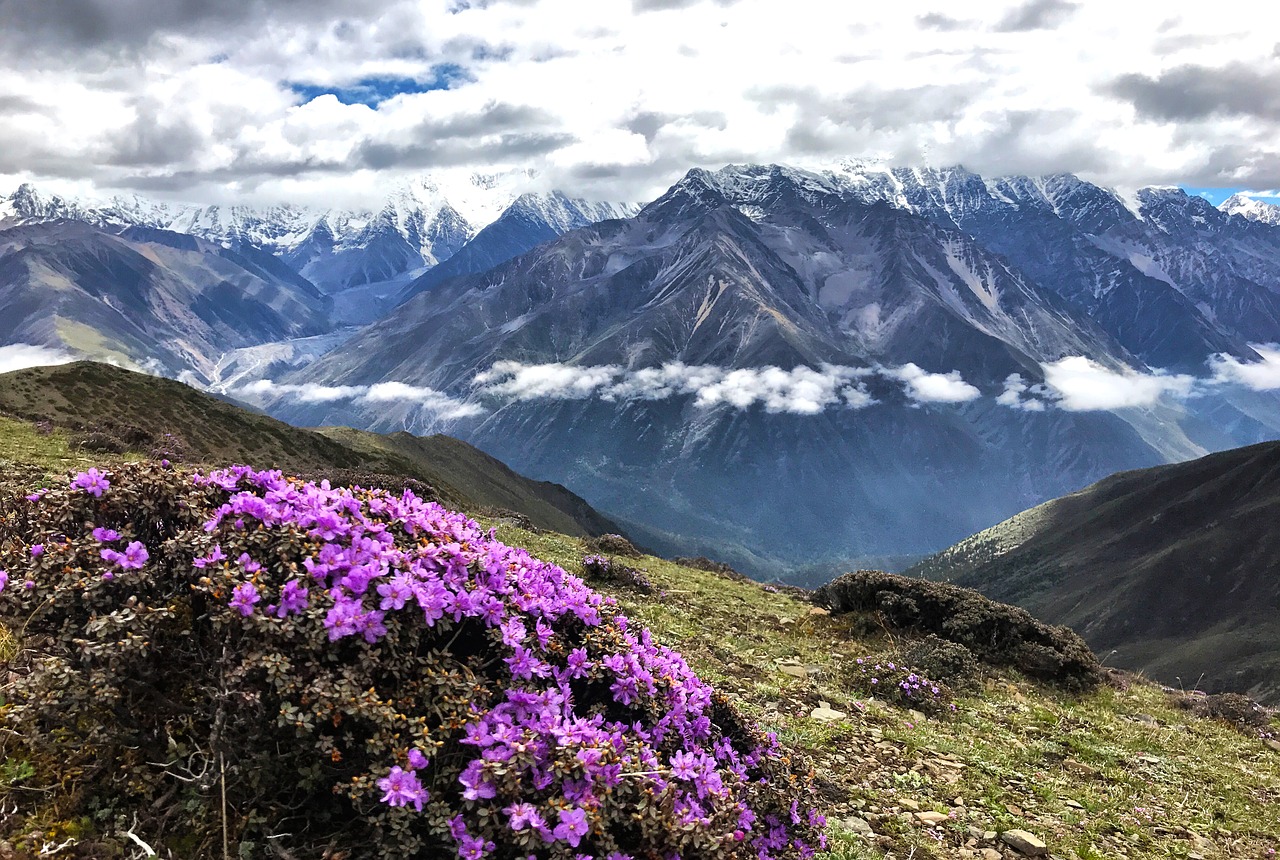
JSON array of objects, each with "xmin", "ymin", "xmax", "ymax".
[
  {"xmin": 1264, "ymin": 739, "xmax": 1280, "ymax": 753},
  {"xmin": 916, "ymin": 811, "xmax": 949, "ymax": 824},
  {"xmin": 810, "ymin": 706, "xmax": 847, "ymax": 722},
  {"xmin": 984, "ymin": 831, "xmax": 997, "ymax": 841},
  {"xmin": 1187, "ymin": 854, "xmax": 1205, "ymax": 860},
  {"xmin": 841, "ymin": 816, "xmax": 873, "ymax": 834},
  {"xmin": 808, "ymin": 606, "xmax": 830, "ymax": 616},
  {"xmin": 967, "ymin": 826, "xmax": 986, "ymax": 840},
  {"xmin": 1000, "ymin": 829, "xmax": 1048, "ymax": 856},
  {"xmin": 779, "ymin": 664, "xmax": 808, "ymax": 678},
  {"xmin": 909, "ymin": 709, "xmax": 927, "ymax": 723},
  {"xmin": 953, "ymin": 796, "xmax": 966, "ymax": 806},
  {"xmin": 1005, "ymin": 803, "xmax": 1024, "ymax": 817},
  {"xmin": 1063, "ymin": 760, "xmax": 1099, "ymax": 777},
  {"xmin": 1064, "ymin": 799, "xmax": 1084, "ymax": 810},
  {"xmin": 900, "ymin": 798, "xmax": 921, "ymax": 811},
  {"xmin": 981, "ymin": 850, "xmax": 1003, "ymax": 860}
]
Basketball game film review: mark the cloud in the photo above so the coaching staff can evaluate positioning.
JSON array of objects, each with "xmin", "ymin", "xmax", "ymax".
[
  {"xmin": 474, "ymin": 361, "xmax": 877, "ymax": 414},
  {"xmin": 884, "ymin": 363, "xmax": 982, "ymax": 404},
  {"xmin": 0, "ymin": 344, "xmax": 77, "ymax": 375},
  {"xmin": 236, "ymin": 379, "xmax": 483, "ymax": 419},
  {"xmin": 996, "ymin": 373, "xmax": 1047, "ymax": 411},
  {"xmin": 1208, "ymin": 343, "xmax": 1280, "ymax": 390},
  {"xmin": 917, "ymin": 13, "xmax": 969, "ymax": 32},
  {"xmin": 1107, "ymin": 63, "xmax": 1280, "ymax": 121},
  {"xmin": 1038, "ymin": 356, "xmax": 1196, "ymax": 411},
  {"xmin": 994, "ymin": 0, "xmax": 1079, "ymax": 32}
]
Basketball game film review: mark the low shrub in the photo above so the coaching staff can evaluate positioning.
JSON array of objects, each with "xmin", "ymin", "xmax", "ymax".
[
  {"xmin": 814, "ymin": 570, "xmax": 1103, "ymax": 692},
  {"xmin": 841, "ymin": 657, "xmax": 955, "ymax": 715},
  {"xmin": 581, "ymin": 554, "xmax": 656, "ymax": 594},
  {"xmin": 0, "ymin": 462, "xmax": 824, "ymax": 859},
  {"xmin": 583, "ymin": 534, "xmax": 642, "ymax": 559},
  {"xmin": 1171, "ymin": 691, "xmax": 1272, "ymax": 735},
  {"xmin": 896, "ymin": 634, "xmax": 984, "ymax": 693},
  {"xmin": 674, "ymin": 557, "xmax": 750, "ymax": 584}
]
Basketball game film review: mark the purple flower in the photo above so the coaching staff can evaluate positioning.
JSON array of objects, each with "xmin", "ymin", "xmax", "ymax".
[
  {"xmin": 229, "ymin": 582, "xmax": 261, "ymax": 616},
  {"xmin": 237, "ymin": 552, "xmax": 261, "ymax": 574},
  {"xmin": 72, "ymin": 468, "xmax": 110, "ymax": 498},
  {"xmin": 119, "ymin": 541, "xmax": 149, "ymax": 570},
  {"xmin": 553, "ymin": 807, "xmax": 590, "ymax": 848},
  {"xmin": 30, "ymin": 544, "xmax": 44, "ymax": 557},
  {"xmin": 456, "ymin": 834, "xmax": 495, "ymax": 860},
  {"xmin": 377, "ymin": 766, "xmax": 428, "ymax": 811},
  {"xmin": 0, "ymin": 570, "xmax": 6, "ymax": 592},
  {"xmin": 272, "ymin": 580, "xmax": 309, "ymax": 618},
  {"xmin": 505, "ymin": 802, "xmax": 542, "ymax": 832},
  {"xmin": 92, "ymin": 527, "xmax": 120, "ymax": 543},
  {"xmin": 406, "ymin": 749, "xmax": 429, "ymax": 771}
]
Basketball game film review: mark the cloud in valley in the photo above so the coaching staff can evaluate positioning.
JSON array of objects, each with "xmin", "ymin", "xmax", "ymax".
[
  {"xmin": 1037, "ymin": 356, "xmax": 1196, "ymax": 411},
  {"xmin": 884, "ymin": 363, "xmax": 982, "ymax": 404},
  {"xmin": 1208, "ymin": 344, "xmax": 1280, "ymax": 390},
  {"xmin": 0, "ymin": 344, "xmax": 77, "ymax": 375},
  {"xmin": 237, "ymin": 379, "xmax": 483, "ymax": 419}
]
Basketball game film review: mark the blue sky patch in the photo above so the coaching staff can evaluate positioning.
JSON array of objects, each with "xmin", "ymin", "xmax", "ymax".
[
  {"xmin": 1183, "ymin": 186, "xmax": 1280, "ymax": 206},
  {"xmin": 289, "ymin": 64, "xmax": 470, "ymax": 107}
]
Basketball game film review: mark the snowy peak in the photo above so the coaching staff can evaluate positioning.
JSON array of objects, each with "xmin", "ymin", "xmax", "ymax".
[{"xmin": 1221, "ymin": 193, "xmax": 1280, "ymax": 227}]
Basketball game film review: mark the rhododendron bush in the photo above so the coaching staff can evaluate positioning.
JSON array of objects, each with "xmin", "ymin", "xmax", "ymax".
[{"xmin": 0, "ymin": 463, "xmax": 824, "ymax": 858}]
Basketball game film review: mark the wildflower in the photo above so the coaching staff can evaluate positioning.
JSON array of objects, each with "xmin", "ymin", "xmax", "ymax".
[
  {"xmin": 120, "ymin": 541, "xmax": 149, "ymax": 570},
  {"xmin": 407, "ymin": 749, "xmax": 429, "ymax": 771},
  {"xmin": 0, "ymin": 570, "xmax": 6, "ymax": 592},
  {"xmin": 30, "ymin": 544, "xmax": 44, "ymax": 557},
  {"xmin": 72, "ymin": 468, "xmax": 110, "ymax": 497},
  {"xmin": 554, "ymin": 807, "xmax": 590, "ymax": 848},
  {"xmin": 272, "ymin": 580, "xmax": 309, "ymax": 618},
  {"xmin": 92, "ymin": 527, "xmax": 120, "ymax": 542},
  {"xmin": 377, "ymin": 766, "xmax": 428, "ymax": 811},
  {"xmin": 229, "ymin": 582, "xmax": 261, "ymax": 616}
]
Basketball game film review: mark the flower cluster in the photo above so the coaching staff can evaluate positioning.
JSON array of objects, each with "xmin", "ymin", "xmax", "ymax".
[
  {"xmin": 0, "ymin": 463, "xmax": 824, "ymax": 859},
  {"xmin": 846, "ymin": 657, "xmax": 954, "ymax": 715}
]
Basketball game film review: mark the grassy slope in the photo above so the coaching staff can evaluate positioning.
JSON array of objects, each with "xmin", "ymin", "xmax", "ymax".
[
  {"xmin": 907, "ymin": 441, "xmax": 1280, "ymax": 704},
  {"xmin": 2, "ymin": 378, "xmax": 1278, "ymax": 859},
  {"xmin": 492, "ymin": 527, "xmax": 1280, "ymax": 860},
  {"xmin": 0, "ymin": 361, "xmax": 620, "ymax": 538}
]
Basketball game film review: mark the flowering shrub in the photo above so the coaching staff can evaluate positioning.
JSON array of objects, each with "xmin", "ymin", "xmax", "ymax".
[
  {"xmin": 842, "ymin": 657, "xmax": 954, "ymax": 715},
  {"xmin": 0, "ymin": 462, "xmax": 823, "ymax": 858}
]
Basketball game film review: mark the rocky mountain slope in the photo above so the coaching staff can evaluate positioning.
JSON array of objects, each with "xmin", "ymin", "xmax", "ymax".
[{"xmin": 267, "ymin": 164, "xmax": 1280, "ymax": 578}]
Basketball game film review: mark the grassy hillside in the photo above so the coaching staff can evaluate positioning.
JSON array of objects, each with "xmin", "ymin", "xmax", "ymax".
[
  {"xmin": 0, "ymin": 361, "xmax": 621, "ymax": 538},
  {"xmin": 908, "ymin": 441, "xmax": 1280, "ymax": 704},
  {"xmin": 1, "ymin": 367, "xmax": 1277, "ymax": 859}
]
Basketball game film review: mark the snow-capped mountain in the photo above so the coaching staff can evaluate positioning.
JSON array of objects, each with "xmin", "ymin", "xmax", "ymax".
[
  {"xmin": 267, "ymin": 163, "xmax": 1278, "ymax": 579},
  {"xmin": 1, "ymin": 172, "xmax": 635, "ymax": 300},
  {"xmin": 1221, "ymin": 192, "xmax": 1280, "ymax": 227}
]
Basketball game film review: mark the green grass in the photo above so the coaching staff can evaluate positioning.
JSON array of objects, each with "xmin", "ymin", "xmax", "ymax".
[{"xmin": 492, "ymin": 522, "xmax": 1280, "ymax": 860}]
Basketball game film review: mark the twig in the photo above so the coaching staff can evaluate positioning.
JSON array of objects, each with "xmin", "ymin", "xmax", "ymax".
[{"xmin": 121, "ymin": 818, "xmax": 157, "ymax": 857}]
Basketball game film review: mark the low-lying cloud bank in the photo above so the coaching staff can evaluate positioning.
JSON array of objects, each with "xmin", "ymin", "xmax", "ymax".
[
  {"xmin": 237, "ymin": 344, "xmax": 1280, "ymax": 420},
  {"xmin": 0, "ymin": 343, "xmax": 76, "ymax": 375},
  {"xmin": 474, "ymin": 361, "xmax": 880, "ymax": 414},
  {"xmin": 237, "ymin": 379, "xmax": 483, "ymax": 419}
]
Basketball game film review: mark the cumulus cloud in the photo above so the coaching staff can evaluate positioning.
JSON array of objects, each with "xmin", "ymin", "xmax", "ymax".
[
  {"xmin": 1208, "ymin": 343, "xmax": 1280, "ymax": 390},
  {"xmin": 1038, "ymin": 356, "xmax": 1196, "ymax": 411},
  {"xmin": 884, "ymin": 363, "xmax": 981, "ymax": 404},
  {"xmin": 3, "ymin": 1, "xmax": 1280, "ymax": 202},
  {"xmin": 0, "ymin": 343, "xmax": 77, "ymax": 375},
  {"xmin": 474, "ymin": 361, "xmax": 877, "ymax": 414},
  {"xmin": 237, "ymin": 379, "xmax": 483, "ymax": 419}
]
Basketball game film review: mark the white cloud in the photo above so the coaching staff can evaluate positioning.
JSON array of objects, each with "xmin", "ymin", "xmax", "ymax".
[
  {"xmin": 1038, "ymin": 356, "xmax": 1196, "ymax": 411},
  {"xmin": 476, "ymin": 360, "xmax": 879, "ymax": 414},
  {"xmin": 884, "ymin": 363, "xmax": 981, "ymax": 404},
  {"xmin": 996, "ymin": 373, "xmax": 1047, "ymax": 411},
  {"xmin": 2, "ymin": 1, "xmax": 1279, "ymax": 203},
  {"xmin": 0, "ymin": 343, "xmax": 76, "ymax": 375},
  {"xmin": 1208, "ymin": 343, "xmax": 1280, "ymax": 390},
  {"xmin": 236, "ymin": 378, "xmax": 482, "ymax": 419}
]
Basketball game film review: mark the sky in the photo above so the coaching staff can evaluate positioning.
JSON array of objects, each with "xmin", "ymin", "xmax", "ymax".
[{"xmin": 2, "ymin": 0, "xmax": 1280, "ymax": 208}]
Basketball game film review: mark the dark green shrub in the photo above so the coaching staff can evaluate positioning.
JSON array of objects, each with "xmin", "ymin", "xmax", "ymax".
[
  {"xmin": 814, "ymin": 570, "xmax": 1103, "ymax": 692},
  {"xmin": 581, "ymin": 554, "xmax": 655, "ymax": 594},
  {"xmin": 897, "ymin": 634, "xmax": 983, "ymax": 692},
  {"xmin": 0, "ymin": 462, "xmax": 824, "ymax": 859}
]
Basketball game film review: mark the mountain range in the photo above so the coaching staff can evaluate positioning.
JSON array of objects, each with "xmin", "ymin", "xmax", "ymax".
[{"xmin": 6, "ymin": 165, "xmax": 1280, "ymax": 578}]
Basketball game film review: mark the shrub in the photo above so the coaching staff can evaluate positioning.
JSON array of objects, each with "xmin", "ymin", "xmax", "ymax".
[
  {"xmin": 581, "ymin": 554, "xmax": 656, "ymax": 594},
  {"xmin": 1171, "ymin": 691, "xmax": 1272, "ymax": 735},
  {"xmin": 0, "ymin": 462, "xmax": 824, "ymax": 859},
  {"xmin": 813, "ymin": 570, "xmax": 1103, "ymax": 692},
  {"xmin": 896, "ymin": 634, "xmax": 983, "ymax": 693},
  {"xmin": 841, "ymin": 657, "xmax": 954, "ymax": 716},
  {"xmin": 583, "ymin": 534, "xmax": 642, "ymax": 559},
  {"xmin": 674, "ymin": 557, "xmax": 750, "ymax": 584}
]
